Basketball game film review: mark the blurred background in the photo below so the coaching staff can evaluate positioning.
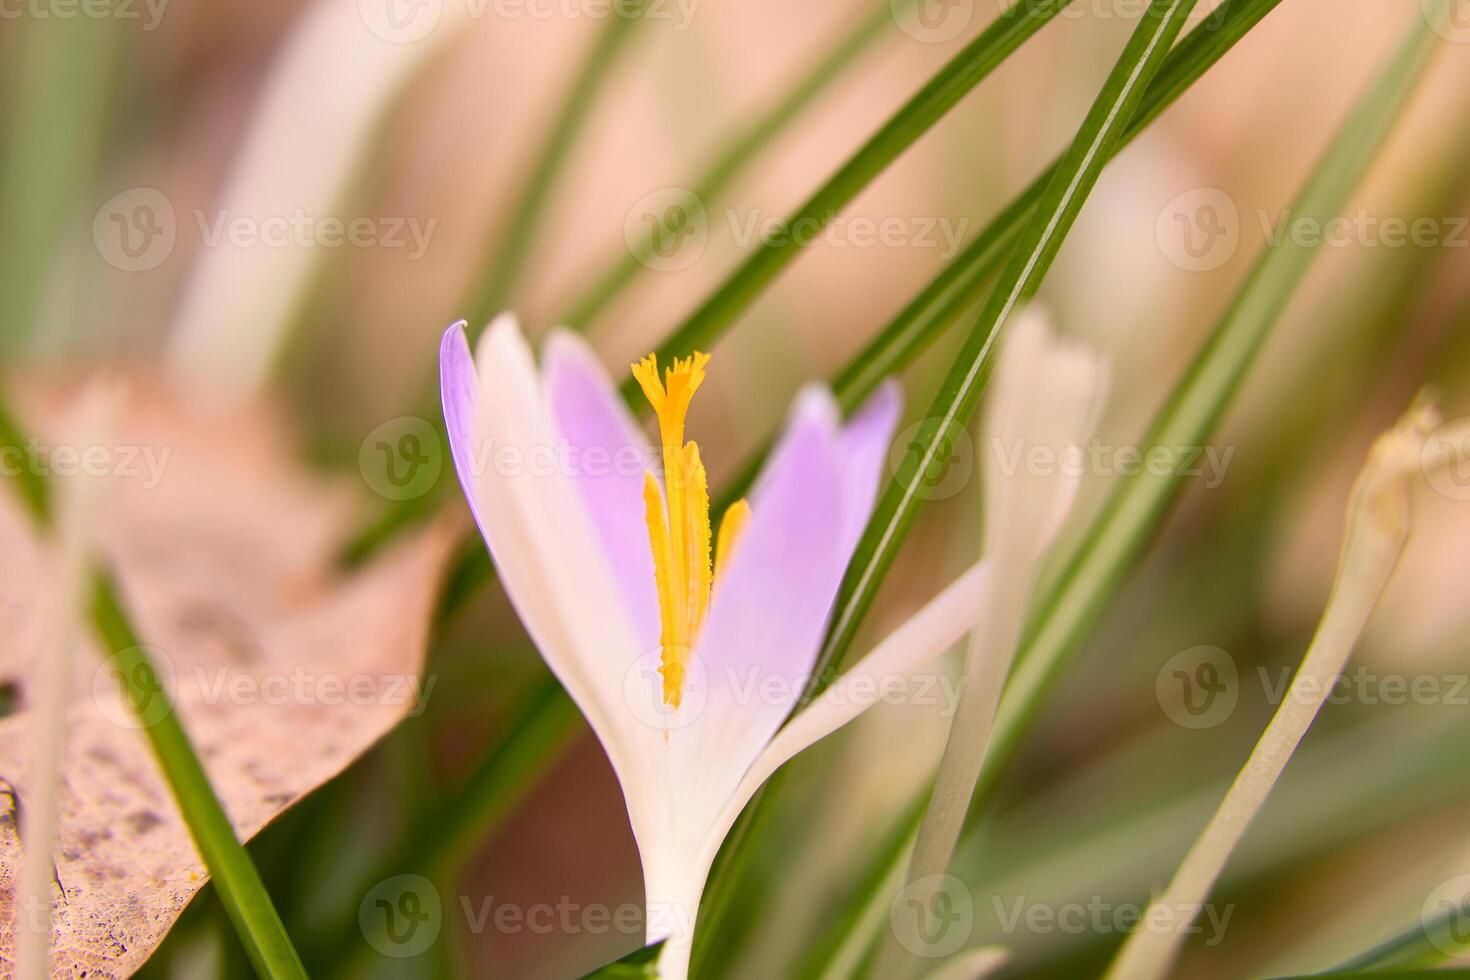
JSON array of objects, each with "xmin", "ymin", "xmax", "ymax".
[{"xmin": 2, "ymin": 0, "xmax": 1469, "ymax": 976}]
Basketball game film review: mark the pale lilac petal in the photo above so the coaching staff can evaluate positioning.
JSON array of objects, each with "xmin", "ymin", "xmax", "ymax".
[
  {"xmin": 440, "ymin": 321, "xmax": 485, "ymax": 537},
  {"xmin": 440, "ymin": 317, "xmax": 648, "ymax": 795},
  {"xmin": 542, "ymin": 330, "xmax": 660, "ymax": 653},
  {"xmin": 836, "ymin": 381, "xmax": 902, "ymax": 557},
  {"xmin": 686, "ymin": 389, "xmax": 848, "ymax": 792},
  {"xmin": 718, "ymin": 559, "xmax": 993, "ymax": 838}
]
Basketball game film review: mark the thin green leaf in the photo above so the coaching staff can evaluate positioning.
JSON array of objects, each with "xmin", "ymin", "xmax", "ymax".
[
  {"xmin": 689, "ymin": 0, "xmax": 1288, "ymax": 958},
  {"xmin": 341, "ymin": 7, "xmax": 650, "ymax": 561},
  {"xmin": 1298, "ymin": 903, "xmax": 1470, "ymax": 974},
  {"xmin": 1273, "ymin": 972, "xmax": 1463, "ymax": 979},
  {"xmin": 640, "ymin": 0, "xmax": 1077, "ymax": 370},
  {"xmin": 852, "ymin": 3, "xmax": 1204, "ymax": 977},
  {"xmin": 0, "ymin": 393, "xmax": 49, "ymax": 524},
  {"xmin": 820, "ymin": 0, "xmax": 1290, "ymax": 418},
  {"xmin": 559, "ymin": 0, "xmax": 913, "ymax": 329},
  {"xmin": 465, "ymin": 5, "xmax": 648, "ymax": 331},
  {"xmin": 91, "ymin": 570, "xmax": 308, "ymax": 980},
  {"xmin": 0, "ymin": 12, "xmax": 120, "ymax": 352},
  {"xmin": 818, "ymin": 0, "xmax": 1201, "ymax": 691},
  {"xmin": 974, "ymin": 0, "xmax": 1452, "ymax": 828},
  {"xmin": 0, "ymin": 392, "xmax": 304, "ymax": 978},
  {"xmin": 747, "ymin": 0, "xmax": 1442, "ymax": 964},
  {"xmin": 304, "ymin": 672, "xmax": 580, "ymax": 972},
  {"xmin": 797, "ymin": 799, "xmax": 924, "ymax": 980},
  {"xmin": 347, "ymin": 0, "xmax": 1076, "ymax": 563},
  {"xmin": 580, "ymin": 940, "xmax": 667, "ymax": 979}
]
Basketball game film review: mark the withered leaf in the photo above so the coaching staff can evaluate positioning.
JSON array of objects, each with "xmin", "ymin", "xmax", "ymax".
[{"xmin": 0, "ymin": 380, "xmax": 457, "ymax": 977}]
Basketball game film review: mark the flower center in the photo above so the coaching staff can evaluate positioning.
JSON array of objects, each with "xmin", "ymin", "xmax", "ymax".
[{"xmin": 632, "ymin": 352, "xmax": 750, "ymax": 708}]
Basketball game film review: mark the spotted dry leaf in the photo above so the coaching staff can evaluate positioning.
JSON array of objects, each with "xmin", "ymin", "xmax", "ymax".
[{"xmin": 0, "ymin": 379, "xmax": 457, "ymax": 977}]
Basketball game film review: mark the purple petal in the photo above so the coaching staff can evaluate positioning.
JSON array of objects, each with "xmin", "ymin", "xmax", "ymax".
[
  {"xmin": 542, "ymin": 330, "xmax": 660, "ymax": 652},
  {"xmin": 692, "ymin": 389, "xmax": 848, "ymax": 776},
  {"xmin": 440, "ymin": 321, "xmax": 487, "ymax": 540},
  {"xmin": 836, "ymin": 381, "xmax": 901, "ymax": 558}
]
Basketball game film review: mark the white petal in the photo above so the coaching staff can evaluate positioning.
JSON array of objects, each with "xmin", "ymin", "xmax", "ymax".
[
  {"xmin": 451, "ymin": 316, "xmax": 649, "ymax": 789},
  {"xmin": 706, "ymin": 560, "xmax": 993, "ymax": 855},
  {"xmin": 983, "ymin": 305, "xmax": 1108, "ymax": 553}
]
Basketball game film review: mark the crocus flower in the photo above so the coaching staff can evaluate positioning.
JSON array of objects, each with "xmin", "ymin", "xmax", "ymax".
[{"xmin": 440, "ymin": 311, "xmax": 1096, "ymax": 978}]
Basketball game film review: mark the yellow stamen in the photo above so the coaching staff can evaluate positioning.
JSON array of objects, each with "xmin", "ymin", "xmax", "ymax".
[
  {"xmin": 633, "ymin": 352, "xmax": 747, "ymax": 708},
  {"xmin": 715, "ymin": 499, "xmax": 751, "ymax": 585}
]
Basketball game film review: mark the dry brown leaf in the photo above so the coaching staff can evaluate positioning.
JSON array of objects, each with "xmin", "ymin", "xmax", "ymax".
[{"xmin": 0, "ymin": 377, "xmax": 457, "ymax": 977}]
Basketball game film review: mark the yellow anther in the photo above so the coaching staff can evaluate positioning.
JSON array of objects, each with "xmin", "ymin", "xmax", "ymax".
[
  {"xmin": 715, "ymin": 499, "xmax": 751, "ymax": 585},
  {"xmin": 634, "ymin": 352, "xmax": 745, "ymax": 708}
]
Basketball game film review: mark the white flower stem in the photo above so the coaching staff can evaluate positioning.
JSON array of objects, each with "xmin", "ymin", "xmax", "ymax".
[
  {"xmin": 1102, "ymin": 404, "xmax": 1444, "ymax": 980},
  {"xmin": 15, "ymin": 382, "xmax": 115, "ymax": 980}
]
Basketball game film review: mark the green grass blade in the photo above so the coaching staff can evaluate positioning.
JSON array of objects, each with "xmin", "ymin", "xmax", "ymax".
[
  {"xmin": 304, "ymin": 672, "xmax": 580, "ymax": 972},
  {"xmin": 822, "ymin": 0, "xmax": 1287, "ymax": 416},
  {"xmin": 424, "ymin": 0, "xmax": 1282, "ymax": 590},
  {"xmin": 580, "ymin": 940, "xmax": 666, "ymax": 978},
  {"xmin": 559, "ymin": 0, "xmax": 910, "ymax": 329},
  {"xmin": 91, "ymin": 570, "xmax": 308, "ymax": 979},
  {"xmin": 342, "ymin": 9, "xmax": 647, "ymax": 564},
  {"xmin": 1298, "ymin": 903, "xmax": 1469, "ymax": 974},
  {"xmin": 796, "ymin": 798, "xmax": 924, "ymax": 980},
  {"xmin": 1, "ymin": 394, "xmax": 305, "ymax": 977},
  {"xmin": 0, "ymin": 393, "xmax": 50, "ymax": 524},
  {"xmin": 1273, "ymin": 973, "xmax": 1459, "ymax": 979},
  {"xmin": 973, "ymin": 0, "xmax": 1451, "ymax": 825},
  {"xmin": 699, "ymin": 0, "xmax": 1209, "ymax": 967},
  {"xmin": 817, "ymin": 0, "xmax": 1201, "ymax": 695},
  {"xmin": 687, "ymin": 766, "xmax": 790, "ymax": 977},
  {"xmin": 0, "ymin": 13, "xmax": 120, "ymax": 353},
  {"xmin": 464, "ymin": 7, "xmax": 647, "ymax": 330},
  {"xmin": 348, "ymin": 0, "xmax": 1074, "ymax": 562},
  {"xmin": 638, "ymin": 0, "xmax": 1078, "ymax": 369}
]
